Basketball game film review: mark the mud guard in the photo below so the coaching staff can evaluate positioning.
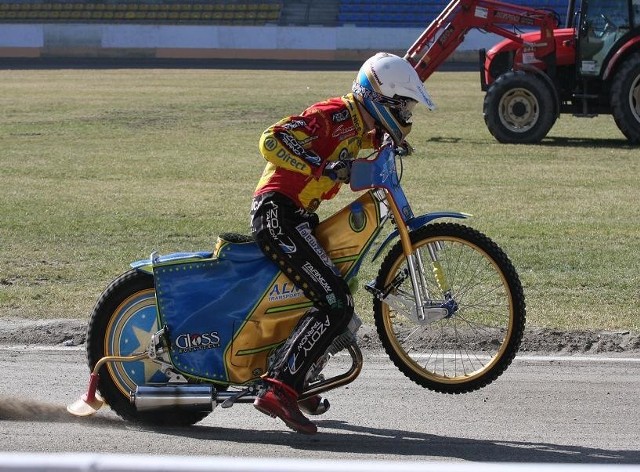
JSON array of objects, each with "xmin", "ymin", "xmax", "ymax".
[
  {"xmin": 131, "ymin": 251, "xmax": 213, "ymax": 274},
  {"xmin": 371, "ymin": 211, "xmax": 471, "ymax": 262}
]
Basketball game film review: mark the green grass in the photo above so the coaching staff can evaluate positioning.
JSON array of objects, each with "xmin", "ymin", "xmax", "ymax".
[{"xmin": 1, "ymin": 68, "xmax": 638, "ymax": 331}]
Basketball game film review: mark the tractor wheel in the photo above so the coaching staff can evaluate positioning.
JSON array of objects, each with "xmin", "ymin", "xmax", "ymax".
[
  {"xmin": 483, "ymin": 70, "xmax": 557, "ymax": 144},
  {"xmin": 610, "ymin": 52, "xmax": 640, "ymax": 144}
]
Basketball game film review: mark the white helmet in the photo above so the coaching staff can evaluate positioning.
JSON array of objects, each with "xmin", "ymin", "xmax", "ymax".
[{"xmin": 352, "ymin": 52, "xmax": 436, "ymax": 144}]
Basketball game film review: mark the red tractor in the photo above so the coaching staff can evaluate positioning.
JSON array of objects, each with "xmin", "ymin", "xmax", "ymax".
[{"xmin": 404, "ymin": 0, "xmax": 640, "ymax": 144}]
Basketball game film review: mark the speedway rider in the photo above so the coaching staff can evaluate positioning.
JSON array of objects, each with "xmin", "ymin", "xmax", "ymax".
[{"xmin": 251, "ymin": 52, "xmax": 436, "ymax": 434}]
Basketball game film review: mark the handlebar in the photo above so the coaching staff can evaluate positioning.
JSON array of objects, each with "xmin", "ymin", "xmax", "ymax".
[{"xmin": 349, "ymin": 143, "xmax": 414, "ymax": 224}]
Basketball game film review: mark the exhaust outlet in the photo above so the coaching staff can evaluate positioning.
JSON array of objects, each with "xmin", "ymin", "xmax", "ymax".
[
  {"xmin": 132, "ymin": 385, "xmax": 215, "ymax": 412},
  {"xmin": 131, "ymin": 385, "xmax": 259, "ymax": 412}
]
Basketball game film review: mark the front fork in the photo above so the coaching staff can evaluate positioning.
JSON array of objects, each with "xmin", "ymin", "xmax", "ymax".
[
  {"xmin": 380, "ymin": 189, "xmax": 457, "ymax": 321},
  {"xmin": 366, "ymin": 238, "xmax": 458, "ymax": 324},
  {"xmin": 408, "ymin": 242, "xmax": 456, "ymax": 321},
  {"xmin": 406, "ymin": 252, "xmax": 428, "ymax": 321}
]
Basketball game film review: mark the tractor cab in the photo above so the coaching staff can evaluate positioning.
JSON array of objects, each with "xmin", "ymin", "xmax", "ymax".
[{"xmin": 577, "ymin": 0, "xmax": 639, "ymax": 76}]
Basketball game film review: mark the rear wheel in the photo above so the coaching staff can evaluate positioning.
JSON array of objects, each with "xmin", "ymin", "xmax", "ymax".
[
  {"xmin": 484, "ymin": 70, "xmax": 556, "ymax": 143},
  {"xmin": 86, "ymin": 270, "xmax": 210, "ymax": 426},
  {"xmin": 373, "ymin": 223, "xmax": 526, "ymax": 394},
  {"xmin": 610, "ymin": 52, "xmax": 640, "ymax": 144}
]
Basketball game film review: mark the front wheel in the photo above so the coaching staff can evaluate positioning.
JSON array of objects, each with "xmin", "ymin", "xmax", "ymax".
[
  {"xmin": 483, "ymin": 70, "xmax": 556, "ymax": 144},
  {"xmin": 86, "ymin": 269, "xmax": 210, "ymax": 426},
  {"xmin": 373, "ymin": 223, "xmax": 526, "ymax": 394}
]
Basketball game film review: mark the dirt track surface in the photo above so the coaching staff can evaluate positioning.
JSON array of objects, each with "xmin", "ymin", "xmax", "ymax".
[
  {"xmin": 1, "ymin": 348, "xmax": 639, "ymax": 461},
  {"xmin": 1, "ymin": 317, "xmax": 639, "ymax": 354}
]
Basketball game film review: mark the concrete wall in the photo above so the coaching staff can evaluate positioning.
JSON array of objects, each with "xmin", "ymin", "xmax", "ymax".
[{"xmin": 0, "ymin": 23, "xmax": 500, "ymax": 61}]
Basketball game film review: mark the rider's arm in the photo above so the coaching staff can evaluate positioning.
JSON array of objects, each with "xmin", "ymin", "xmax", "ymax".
[
  {"xmin": 360, "ymin": 129, "xmax": 383, "ymax": 150},
  {"xmin": 258, "ymin": 116, "xmax": 326, "ymax": 178}
]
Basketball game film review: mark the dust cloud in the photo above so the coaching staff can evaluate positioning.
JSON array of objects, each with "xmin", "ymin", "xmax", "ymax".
[{"xmin": 0, "ymin": 396, "xmax": 119, "ymax": 425}]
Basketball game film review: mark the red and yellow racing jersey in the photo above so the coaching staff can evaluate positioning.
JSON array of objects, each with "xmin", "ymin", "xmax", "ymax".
[{"xmin": 254, "ymin": 93, "xmax": 378, "ymax": 212}]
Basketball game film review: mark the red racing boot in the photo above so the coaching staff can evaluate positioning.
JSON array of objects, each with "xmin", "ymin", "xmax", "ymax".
[{"xmin": 254, "ymin": 378, "xmax": 318, "ymax": 435}]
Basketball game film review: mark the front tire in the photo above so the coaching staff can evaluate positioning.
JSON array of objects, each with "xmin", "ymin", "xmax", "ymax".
[
  {"xmin": 484, "ymin": 70, "xmax": 556, "ymax": 144},
  {"xmin": 610, "ymin": 52, "xmax": 640, "ymax": 144},
  {"xmin": 373, "ymin": 223, "xmax": 526, "ymax": 394},
  {"xmin": 86, "ymin": 269, "xmax": 210, "ymax": 426}
]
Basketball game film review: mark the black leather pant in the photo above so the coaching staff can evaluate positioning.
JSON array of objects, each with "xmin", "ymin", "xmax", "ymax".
[{"xmin": 251, "ymin": 192, "xmax": 354, "ymax": 393}]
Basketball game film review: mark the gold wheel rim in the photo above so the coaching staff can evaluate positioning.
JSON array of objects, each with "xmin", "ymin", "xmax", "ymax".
[{"xmin": 382, "ymin": 236, "xmax": 515, "ymax": 384}]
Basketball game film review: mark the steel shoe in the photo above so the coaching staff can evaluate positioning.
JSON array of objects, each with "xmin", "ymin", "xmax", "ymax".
[{"xmin": 298, "ymin": 395, "xmax": 330, "ymax": 416}]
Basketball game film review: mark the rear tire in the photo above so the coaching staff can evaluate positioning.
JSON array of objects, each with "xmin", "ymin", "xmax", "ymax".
[
  {"xmin": 610, "ymin": 52, "xmax": 640, "ymax": 144},
  {"xmin": 484, "ymin": 70, "xmax": 556, "ymax": 144},
  {"xmin": 86, "ymin": 270, "xmax": 210, "ymax": 426}
]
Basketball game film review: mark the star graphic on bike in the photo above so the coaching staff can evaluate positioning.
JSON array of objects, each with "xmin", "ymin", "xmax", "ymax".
[{"xmin": 122, "ymin": 320, "xmax": 163, "ymax": 382}]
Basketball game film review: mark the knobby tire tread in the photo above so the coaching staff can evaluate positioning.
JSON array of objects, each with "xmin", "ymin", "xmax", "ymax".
[{"xmin": 483, "ymin": 70, "xmax": 556, "ymax": 144}]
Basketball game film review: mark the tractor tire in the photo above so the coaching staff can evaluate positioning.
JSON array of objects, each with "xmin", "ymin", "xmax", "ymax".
[
  {"xmin": 610, "ymin": 51, "xmax": 640, "ymax": 144},
  {"xmin": 483, "ymin": 70, "xmax": 556, "ymax": 144}
]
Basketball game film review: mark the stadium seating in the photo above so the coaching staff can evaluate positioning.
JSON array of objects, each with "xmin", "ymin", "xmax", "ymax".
[
  {"xmin": 337, "ymin": 0, "xmax": 568, "ymax": 28},
  {"xmin": 0, "ymin": 0, "xmax": 569, "ymax": 27},
  {"xmin": 0, "ymin": 1, "xmax": 282, "ymax": 25}
]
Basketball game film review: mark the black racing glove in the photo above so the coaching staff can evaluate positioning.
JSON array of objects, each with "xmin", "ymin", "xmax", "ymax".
[
  {"xmin": 322, "ymin": 160, "xmax": 352, "ymax": 183},
  {"xmin": 380, "ymin": 131, "xmax": 413, "ymax": 156}
]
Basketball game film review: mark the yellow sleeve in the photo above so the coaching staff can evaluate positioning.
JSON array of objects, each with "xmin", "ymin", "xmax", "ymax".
[
  {"xmin": 360, "ymin": 129, "xmax": 379, "ymax": 150},
  {"xmin": 258, "ymin": 124, "xmax": 324, "ymax": 177}
]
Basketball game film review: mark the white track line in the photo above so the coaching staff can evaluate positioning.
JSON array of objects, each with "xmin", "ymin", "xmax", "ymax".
[{"xmin": 0, "ymin": 345, "xmax": 638, "ymax": 363}]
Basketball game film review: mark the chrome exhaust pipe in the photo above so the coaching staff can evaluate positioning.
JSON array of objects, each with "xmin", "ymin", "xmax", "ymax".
[
  {"xmin": 132, "ymin": 338, "xmax": 365, "ymax": 412},
  {"xmin": 132, "ymin": 385, "xmax": 215, "ymax": 412},
  {"xmin": 131, "ymin": 385, "xmax": 258, "ymax": 412}
]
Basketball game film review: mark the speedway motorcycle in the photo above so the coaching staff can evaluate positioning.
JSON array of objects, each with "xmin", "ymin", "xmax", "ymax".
[{"xmin": 68, "ymin": 143, "xmax": 526, "ymax": 426}]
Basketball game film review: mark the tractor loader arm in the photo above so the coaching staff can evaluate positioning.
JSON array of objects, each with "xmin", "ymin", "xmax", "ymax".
[{"xmin": 404, "ymin": 0, "xmax": 559, "ymax": 81}]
